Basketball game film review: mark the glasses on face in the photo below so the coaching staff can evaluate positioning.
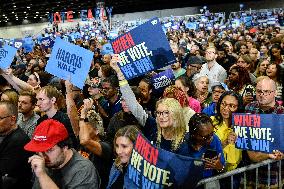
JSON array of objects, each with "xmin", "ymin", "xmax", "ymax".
[
  {"xmin": 155, "ymin": 110, "xmax": 170, "ymax": 118},
  {"xmin": 188, "ymin": 64, "xmax": 202, "ymax": 70},
  {"xmin": 196, "ymin": 132, "xmax": 214, "ymax": 141},
  {"xmin": 0, "ymin": 115, "xmax": 12, "ymax": 120},
  {"xmin": 220, "ymin": 101, "xmax": 238, "ymax": 111},
  {"xmin": 256, "ymin": 89, "xmax": 275, "ymax": 96}
]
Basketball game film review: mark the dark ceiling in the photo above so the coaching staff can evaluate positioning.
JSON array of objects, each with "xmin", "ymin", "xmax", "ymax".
[{"xmin": 0, "ymin": 0, "xmax": 257, "ymax": 27}]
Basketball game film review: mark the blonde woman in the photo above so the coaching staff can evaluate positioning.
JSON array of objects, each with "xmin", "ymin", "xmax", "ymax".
[{"xmin": 110, "ymin": 55, "xmax": 189, "ymax": 155}]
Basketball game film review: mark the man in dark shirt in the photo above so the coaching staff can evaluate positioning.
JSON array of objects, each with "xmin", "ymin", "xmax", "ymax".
[
  {"xmin": 36, "ymin": 85, "xmax": 79, "ymax": 149},
  {"xmin": 0, "ymin": 101, "xmax": 32, "ymax": 188}
]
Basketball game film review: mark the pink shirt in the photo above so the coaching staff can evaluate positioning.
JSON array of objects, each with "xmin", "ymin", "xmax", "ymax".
[{"xmin": 188, "ymin": 96, "xmax": 201, "ymax": 113}]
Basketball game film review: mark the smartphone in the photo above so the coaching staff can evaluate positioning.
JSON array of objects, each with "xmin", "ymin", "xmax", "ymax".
[{"xmin": 204, "ymin": 149, "xmax": 218, "ymax": 159}]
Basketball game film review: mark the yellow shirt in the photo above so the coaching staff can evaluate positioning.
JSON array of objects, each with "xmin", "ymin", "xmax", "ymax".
[{"xmin": 211, "ymin": 116, "xmax": 242, "ymax": 171}]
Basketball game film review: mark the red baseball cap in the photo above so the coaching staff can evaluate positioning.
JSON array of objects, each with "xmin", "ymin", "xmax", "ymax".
[{"xmin": 24, "ymin": 119, "xmax": 68, "ymax": 152}]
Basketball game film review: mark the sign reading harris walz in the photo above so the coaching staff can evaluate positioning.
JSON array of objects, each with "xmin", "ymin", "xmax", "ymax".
[
  {"xmin": 233, "ymin": 113, "xmax": 284, "ymax": 153},
  {"xmin": 124, "ymin": 133, "xmax": 203, "ymax": 189},
  {"xmin": 45, "ymin": 37, "xmax": 93, "ymax": 89},
  {"xmin": 110, "ymin": 17, "xmax": 176, "ymax": 80}
]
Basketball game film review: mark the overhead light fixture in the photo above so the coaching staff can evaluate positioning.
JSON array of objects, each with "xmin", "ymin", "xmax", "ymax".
[
  {"xmin": 36, "ymin": 15, "xmax": 38, "ymax": 16},
  {"xmin": 24, "ymin": 11, "xmax": 26, "ymax": 13},
  {"xmin": 36, "ymin": 12, "xmax": 39, "ymax": 13},
  {"xmin": 34, "ymin": 16, "xmax": 36, "ymax": 18},
  {"xmin": 2, "ymin": 14, "xmax": 5, "ymax": 16},
  {"xmin": 40, "ymin": 16, "xmax": 42, "ymax": 18},
  {"xmin": 25, "ymin": 16, "xmax": 27, "ymax": 19},
  {"xmin": 13, "ymin": 5, "xmax": 16, "ymax": 8},
  {"xmin": 46, "ymin": 11, "xmax": 49, "ymax": 13},
  {"xmin": 12, "ymin": 12, "xmax": 14, "ymax": 13},
  {"xmin": 16, "ymin": 18, "xmax": 18, "ymax": 20},
  {"xmin": 27, "ymin": 6, "xmax": 30, "ymax": 9}
]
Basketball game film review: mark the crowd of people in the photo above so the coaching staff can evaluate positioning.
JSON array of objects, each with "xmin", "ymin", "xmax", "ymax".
[{"xmin": 0, "ymin": 7, "xmax": 284, "ymax": 189}]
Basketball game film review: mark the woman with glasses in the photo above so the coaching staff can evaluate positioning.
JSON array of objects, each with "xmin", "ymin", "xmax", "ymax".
[
  {"xmin": 187, "ymin": 113, "xmax": 225, "ymax": 179},
  {"xmin": 211, "ymin": 91, "xmax": 243, "ymax": 188},
  {"xmin": 227, "ymin": 65, "xmax": 255, "ymax": 106},
  {"xmin": 110, "ymin": 55, "xmax": 190, "ymax": 155}
]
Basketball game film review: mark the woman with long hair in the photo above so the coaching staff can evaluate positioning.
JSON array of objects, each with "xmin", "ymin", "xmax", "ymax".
[
  {"xmin": 227, "ymin": 65, "xmax": 255, "ymax": 105},
  {"xmin": 266, "ymin": 62, "xmax": 283, "ymax": 101},
  {"xmin": 107, "ymin": 125, "xmax": 140, "ymax": 189},
  {"xmin": 212, "ymin": 91, "xmax": 243, "ymax": 188},
  {"xmin": 253, "ymin": 59, "xmax": 269, "ymax": 78},
  {"xmin": 110, "ymin": 55, "xmax": 189, "ymax": 155}
]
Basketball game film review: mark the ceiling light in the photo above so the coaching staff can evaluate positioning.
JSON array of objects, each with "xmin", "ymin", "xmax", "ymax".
[
  {"xmin": 16, "ymin": 18, "xmax": 18, "ymax": 20},
  {"xmin": 25, "ymin": 16, "xmax": 27, "ymax": 19},
  {"xmin": 13, "ymin": 5, "xmax": 16, "ymax": 8},
  {"xmin": 36, "ymin": 12, "xmax": 39, "ymax": 14},
  {"xmin": 2, "ymin": 14, "xmax": 5, "ymax": 16},
  {"xmin": 46, "ymin": 11, "xmax": 49, "ymax": 13},
  {"xmin": 40, "ymin": 16, "xmax": 42, "ymax": 18},
  {"xmin": 12, "ymin": 12, "xmax": 14, "ymax": 14},
  {"xmin": 24, "ymin": 11, "xmax": 26, "ymax": 13},
  {"xmin": 27, "ymin": 6, "xmax": 30, "ymax": 9},
  {"xmin": 36, "ymin": 15, "xmax": 38, "ymax": 16},
  {"xmin": 34, "ymin": 16, "xmax": 36, "ymax": 18}
]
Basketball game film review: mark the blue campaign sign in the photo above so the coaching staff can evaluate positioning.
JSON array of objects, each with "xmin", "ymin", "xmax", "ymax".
[
  {"xmin": 110, "ymin": 17, "xmax": 175, "ymax": 80},
  {"xmin": 0, "ymin": 44, "xmax": 17, "ymax": 69},
  {"xmin": 124, "ymin": 133, "xmax": 203, "ymax": 188},
  {"xmin": 233, "ymin": 113, "xmax": 284, "ymax": 153},
  {"xmin": 152, "ymin": 69, "xmax": 175, "ymax": 95},
  {"xmin": 244, "ymin": 16, "xmax": 252, "ymax": 27},
  {"xmin": 45, "ymin": 37, "xmax": 94, "ymax": 89},
  {"xmin": 164, "ymin": 22, "xmax": 172, "ymax": 28},
  {"xmin": 0, "ymin": 38, "xmax": 3, "ymax": 48},
  {"xmin": 23, "ymin": 37, "xmax": 35, "ymax": 52},
  {"xmin": 13, "ymin": 39, "xmax": 23, "ymax": 49},
  {"xmin": 40, "ymin": 37, "xmax": 54, "ymax": 49},
  {"xmin": 101, "ymin": 43, "xmax": 114, "ymax": 55},
  {"xmin": 185, "ymin": 22, "xmax": 197, "ymax": 30}
]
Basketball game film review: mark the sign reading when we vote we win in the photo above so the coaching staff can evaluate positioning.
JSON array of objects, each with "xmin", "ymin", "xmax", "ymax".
[
  {"xmin": 124, "ymin": 133, "xmax": 203, "ymax": 189},
  {"xmin": 233, "ymin": 113, "xmax": 284, "ymax": 153},
  {"xmin": 110, "ymin": 17, "xmax": 176, "ymax": 80},
  {"xmin": 45, "ymin": 37, "xmax": 93, "ymax": 89}
]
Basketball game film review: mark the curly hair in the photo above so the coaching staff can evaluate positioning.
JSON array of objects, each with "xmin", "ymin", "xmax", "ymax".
[
  {"xmin": 228, "ymin": 65, "xmax": 252, "ymax": 93},
  {"xmin": 163, "ymin": 85, "xmax": 189, "ymax": 108}
]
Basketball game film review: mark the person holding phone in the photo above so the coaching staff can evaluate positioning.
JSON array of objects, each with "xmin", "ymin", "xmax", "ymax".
[{"xmin": 187, "ymin": 113, "xmax": 225, "ymax": 178}]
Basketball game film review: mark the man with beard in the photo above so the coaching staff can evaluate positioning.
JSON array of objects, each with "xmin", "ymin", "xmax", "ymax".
[
  {"xmin": 100, "ymin": 75, "xmax": 122, "ymax": 118},
  {"xmin": 199, "ymin": 46, "xmax": 227, "ymax": 87},
  {"xmin": 25, "ymin": 119, "xmax": 99, "ymax": 189},
  {"xmin": 17, "ymin": 91, "xmax": 40, "ymax": 139},
  {"xmin": 171, "ymin": 55, "xmax": 186, "ymax": 78}
]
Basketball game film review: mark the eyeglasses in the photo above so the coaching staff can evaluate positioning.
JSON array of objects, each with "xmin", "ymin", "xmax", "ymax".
[
  {"xmin": 0, "ymin": 115, "xmax": 12, "ymax": 120},
  {"xmin": 196, "ymin": 132, "xmax": 214, "ymax": 141},
  {"xmin": 188, "ymin": 65, "xmax": 202, "ymax": 70},
  {"xmin": 155, "ymin": 110, "xmax": 170, "ymax": 118},
  {"xmin": 220, "ymin": 101, "xmax": 238, "ymax": 111},
  {"xmin": 256, "ymin": 89, "xmax": 275, "ymax": 96}
]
